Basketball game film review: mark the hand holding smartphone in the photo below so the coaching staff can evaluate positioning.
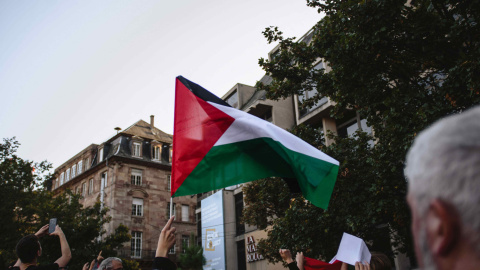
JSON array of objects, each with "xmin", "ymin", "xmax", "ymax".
[{"xmin": 49, "ymin": 218, "xmax": 57, "ymax": 234}]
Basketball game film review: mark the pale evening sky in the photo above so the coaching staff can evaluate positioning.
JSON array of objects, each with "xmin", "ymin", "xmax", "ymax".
[{"xmin": 0, "ymin": 0, "xmax": 322, "ymax": 169}]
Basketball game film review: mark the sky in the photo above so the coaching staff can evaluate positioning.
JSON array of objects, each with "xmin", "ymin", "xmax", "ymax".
[{"xmin": 0, "ymin": 0, "xmax": 322, "ymax": 169}]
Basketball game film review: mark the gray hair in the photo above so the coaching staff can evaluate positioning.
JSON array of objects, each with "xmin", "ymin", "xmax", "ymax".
[
  {"xmin": 405, "ymin": 105, "xmax": 480, "ymax": 252},
  {"xmin": 98, "ymin": 257, "xmax": 122, "ymax": 270}
]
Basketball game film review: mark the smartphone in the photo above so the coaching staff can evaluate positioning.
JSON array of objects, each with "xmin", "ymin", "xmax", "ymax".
[{"xmin": 49, "ymin": 218, "xmax": 57, "ymax": 234}]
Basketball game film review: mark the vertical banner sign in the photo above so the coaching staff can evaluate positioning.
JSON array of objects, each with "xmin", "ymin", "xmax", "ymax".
[{"xmin": 201, "ymin": 190, "xmax": 226, "ymax": 270}]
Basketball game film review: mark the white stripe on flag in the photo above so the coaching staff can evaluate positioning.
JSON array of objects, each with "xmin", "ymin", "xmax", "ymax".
[{"xmin": 210, "ymin": 102, "xmax": 339, "ymax": 165}]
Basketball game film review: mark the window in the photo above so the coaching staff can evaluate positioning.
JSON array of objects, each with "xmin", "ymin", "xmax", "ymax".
[
  {"xmin": 76, "ymin": 186, "xmax": 80, "ymax": 194},
  {"xmin": 338, "ymin": 118, "xmax": 372, "ymax": 138},
  {"xmin": 88, "ymin": 179, "xmax": 93, "ymax": 195},
  {"xmin": 131, "ymin": 169, "xmax": 142, "ymax": 186},
  {"xmin": 131, "ymin": 231, "xmax": 142, "ymax": 258},
  {"xmin": 169, "ymin": 244, "xmax": 176, "ymax": 254},
  {"xmin": 226, "ymin": 91, "xmax": 238, "ymax": 108},
  {"xmin": 132, "ymin": 198, "xmax": 143, "ymax": 216},
  {"xmin": 99, "ymin": 148, "xmax": 104, "ymax": 162},
  {"xmin": 82, "ymin": 182, "xmax": 87, "ymax": 197},
  {"xmin": 182, "ymin": 205, "xmax": 189, "ymax": 222},
  {"xmin": 167, "ymin": 175, "xmax": 171, "ymax": 191},
  {"xmin": 66, "ymin": 168, "xmax": 70, "ymax": 182},
  {"xmin": 78, "ymin": 160, "xmax": 83, "ymax": 175},
  {"xmin": 167, "ymin": 203, "xmax": 176, "ymax": 219},
  {"xmin": 85, "ymin": 158, "xmax": 90, "ymax": 170},
  {"xmin": 55, "ymin": 178, "xmax": 58, "ymax": 189},
  {"xmin": 337, "ymin": 116, "xmax": 374, "ymax": 147},
  {"xmin": 101, "ymin": 172, "xmax": 107, "ymax": 188},
  {"xmin": 298, "ymin": 62, "xmax": 328, "ymax": 117},
  {"xmin": 169, "ymin": 146, "xmax": 173, "ymax": 163},
  {"xmin": 133, "ymin": 142, "xmax": 141, "ymax": 157},
  {"xmin": 235, "ymin": 192, "xmax": 245, "ymax": 235},
  {"xmin": 258, "ymin": 108, "xmax": 272, "ymax": 122},
  {"xmin": 60, "ymin": 172, "xmax": 65, "ymax": 185},
  {"xmin": 71, "ymin": 164, "xmax": 76, "ymax": 179},
  {"xmin": 182, "ymin": 235, "xmax": 190, "ymax": 253},
  {"xmin": 153, "ymin": 145, "xmax": 161, "ymax": 161}
]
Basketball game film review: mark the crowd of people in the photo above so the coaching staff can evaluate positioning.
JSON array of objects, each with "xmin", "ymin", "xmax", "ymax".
[
  {"xmin": 9, "ymin": 215, "xmax": 178, "ymax": 270},
  {"xmin": 9, "ymin": 107, "xmax": 480, "ymax": 270}
]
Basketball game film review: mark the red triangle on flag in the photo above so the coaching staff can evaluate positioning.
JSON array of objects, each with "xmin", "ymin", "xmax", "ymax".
[{"xmin": 172, "ymin": 78, "xmax": 235, "ymax": 196}]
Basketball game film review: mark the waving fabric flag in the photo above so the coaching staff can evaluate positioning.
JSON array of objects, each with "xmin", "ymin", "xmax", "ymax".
[
  {"xmin": 172, "ymin": 76, "xmax": 339, "ymax": 209},
  {"xmin": 304, "ymin": 257, "xmax": 343, "ymax": 270}
]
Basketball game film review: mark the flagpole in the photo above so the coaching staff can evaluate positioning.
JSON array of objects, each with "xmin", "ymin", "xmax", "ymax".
[{"xmin": 170, "ymin": 197, "xmax": 173, "ymax": 218}]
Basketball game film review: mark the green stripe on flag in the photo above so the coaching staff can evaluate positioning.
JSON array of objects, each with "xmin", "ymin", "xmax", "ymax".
[{"xmin": 173, "ymin": 137, "xmax": 338, "ymax": 209}]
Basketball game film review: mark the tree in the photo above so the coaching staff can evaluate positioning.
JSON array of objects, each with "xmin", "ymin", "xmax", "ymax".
[
  {"xmin": 178, "ymin": 234, "xmax": 206, "ymax": 270},
  {"xmin": 246, "ymin": 0, "xmax": 480, "ymax": 264},
  {"xmin": 0, "ymin": 138, "xmax": 131, "ymax": 269},
  {"xmin": 0, "ymin": 137, "xmax": 50, "ymax": 266}
]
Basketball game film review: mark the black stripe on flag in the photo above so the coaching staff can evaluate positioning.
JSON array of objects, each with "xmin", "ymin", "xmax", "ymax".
[{"xmin": 177, "ymin": 76, "xmax": 231, "ymax": 107}]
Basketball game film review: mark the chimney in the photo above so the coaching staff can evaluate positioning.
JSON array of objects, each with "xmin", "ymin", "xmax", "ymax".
[{"xmin": 150, "ymin": 115, "xmax": 155, "ymax": 129}]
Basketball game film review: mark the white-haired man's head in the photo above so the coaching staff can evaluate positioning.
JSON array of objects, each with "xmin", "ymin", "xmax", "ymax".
[
  {"xmin": 98, "ymin": 257, "xmax": 123, "ymax": 270},
  {"xmin": 405, "ymin": 105, "xmax": 480, "ymax": 269}
]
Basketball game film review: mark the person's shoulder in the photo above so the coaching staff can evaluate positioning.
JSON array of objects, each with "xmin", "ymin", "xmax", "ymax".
[
  {"xmin": 153, "ymin": 257, "xmax": 177, "ymax": 270},
  {"xmin": 27, "ymin": 263, "xmax": 59, "ymax": 270}
]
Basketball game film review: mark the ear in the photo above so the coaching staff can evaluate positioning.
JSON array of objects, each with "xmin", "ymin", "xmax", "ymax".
[{"xmin": 425, "ymin": 199, "xmax": 460, "ymax": 256}]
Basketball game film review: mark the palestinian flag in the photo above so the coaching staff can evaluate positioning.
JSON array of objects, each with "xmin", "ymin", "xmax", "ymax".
[{"xmin": 172, "ymin": 76, "xmax": 339, "ymax": 209}]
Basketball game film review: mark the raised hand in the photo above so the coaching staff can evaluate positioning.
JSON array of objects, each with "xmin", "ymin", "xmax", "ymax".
[
  {"xmin": 88, "ymin": 259, "xmax": 95, "ymax": 270},
  {"xmin": 156, "ymin": 216, "xmax": 177, "ymax": 257},
  {"xmin": 35, "ymin": 224, "xmax": 49, "ymax": 237},
  {"xmin": 355, "ymin": 261, "xmax": 370, "ymax": 270},
  {"xmin": 96, "ymin": 250, "xmax": 104, "ymax": 262},
  {"xmin": 296, "ymin": 251, "xmax": 305, "ymax": 270}
]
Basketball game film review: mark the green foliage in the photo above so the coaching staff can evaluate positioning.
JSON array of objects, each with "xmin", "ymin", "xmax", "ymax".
[
  {"xmin": 247, "ymin": 0, "xmax": 480, "ymax": 264},
  {"xmin": 178, "ymin": 234, "xmax": 205, "ymax": 270},
  {"xmin": 0, "ymin": 137, "xmax": 51, "ymax": 266},
  {"xmin": 0, "ymin": 138, "xmax": 131, "ymax": 270},
  {"xmin": 122, "ymin": 258, "xmax": 140, "ymax": 270},
  {"xmin": 242, "ymin": 178, "xmax": 292, "ymax": 230}
]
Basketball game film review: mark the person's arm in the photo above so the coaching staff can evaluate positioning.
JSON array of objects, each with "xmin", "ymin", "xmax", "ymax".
[
  {"xmin": 90, "ymin": 250, "xmax": 103, "ymax": 270},
  {"xmin": 50, "ymin": 226, "xmax": 72, "ymax": 267},
  {"xmin": 296, "ymin": 252, "xmax": 304, "ymax": 270},
  {"xmin": 155, "ymin": 216, "xmax": 176, "ymax": 257},
  {"xmin": 153, "ymin": 216, "xmax": 177, "ymax": 270},
  {"xmin": 88, "ymin": 260, "xmax": 95, "ymax": 270}
]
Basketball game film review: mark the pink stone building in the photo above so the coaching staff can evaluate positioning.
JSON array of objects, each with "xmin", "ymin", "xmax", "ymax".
[{"xmin": 52, "ymin": 116, "xmax": 197, "ymax": 269}]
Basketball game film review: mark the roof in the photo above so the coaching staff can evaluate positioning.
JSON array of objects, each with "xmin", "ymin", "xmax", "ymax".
[
  {"xmin": 240, "ymin": 75, "xmax": 272, "ymax": 110},
  {"xmin": 241, "ymin": 90, "xmax": 267, "ymax": 111},
  {"xmin": 54, "ymin": 144, "xmax": 98, "ymax": 172},
  {"xmin": 120, "ymin": 120, "xmax": 172, "ymax": 143}
]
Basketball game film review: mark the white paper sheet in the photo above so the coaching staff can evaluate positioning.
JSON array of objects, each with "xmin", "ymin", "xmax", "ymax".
[{"xmin": 335, "ymin": 233, "xmax": 371, "ymax": 266}]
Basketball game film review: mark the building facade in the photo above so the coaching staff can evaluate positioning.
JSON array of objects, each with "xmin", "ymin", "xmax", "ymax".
[
  {"xmin": 195, "ymin": 27, "xmax": 411, "ymax": 270},
  {"xmin": 194, "ymin": 79, "xmax": 296, "ymax": 270},
  {"xmin": 52, "ymin": 116, "xmax": 197, "ymax": 268}
]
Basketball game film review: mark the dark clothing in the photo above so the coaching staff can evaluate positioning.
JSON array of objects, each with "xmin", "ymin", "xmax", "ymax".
[
  {"xmin": 288, "ymin": 262, "xmax": 300, "ymax": 270},
  {"xmin": 26, "ymin": 263, "xmax": 59, "ymax": 270},
  {"xmin": 152, "ymin": 257, "xmax": 176, "ymax": 270},
  {"xmin": 10, "ymin": 263, "xmax": 59, "ymax": 270}
]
